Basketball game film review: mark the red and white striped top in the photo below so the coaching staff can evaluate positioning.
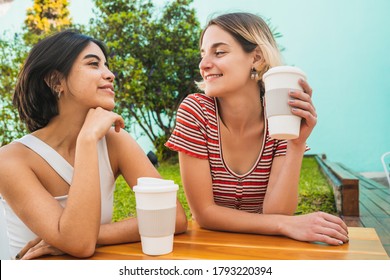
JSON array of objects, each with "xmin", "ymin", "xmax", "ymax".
[{"xmin": 166, "ymin": 93, "xmax": 288, "ymax": 214}]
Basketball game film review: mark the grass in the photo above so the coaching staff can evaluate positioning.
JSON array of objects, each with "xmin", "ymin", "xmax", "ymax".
[
  {"xmin": 296, "ymin": 156, "xmax": 337, "ymax": 215},
  {"xmin": 112, "ymin": 156, "xmax": 336, "ymax": 222}
]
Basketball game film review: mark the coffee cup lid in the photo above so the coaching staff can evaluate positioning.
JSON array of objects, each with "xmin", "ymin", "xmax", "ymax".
[
  {"xmin": 134, "ymin": 177, "xmax": 178, "ymax": 193},
  {"xmin": 137, "ymin": 177, "xmax": 174, "ymax": 185},
  {"xmin": 263, "ymin": 66, "xmax": 306, "ymax": 79},
  {"xmin": 133, "ymin": 184, "xmax": 178, "ymax": 193}
]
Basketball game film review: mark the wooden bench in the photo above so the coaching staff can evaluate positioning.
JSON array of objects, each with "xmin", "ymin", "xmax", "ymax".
[
  {"xmin": 314, "ymin": 155, "xmax": 390, "ymax": 255},
  {"xmin": 315, "ymin": 155, "xmax": 359, "ymax": 217}
]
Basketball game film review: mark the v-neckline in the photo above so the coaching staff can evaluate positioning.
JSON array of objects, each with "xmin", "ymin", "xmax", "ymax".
[{"xmin": 215, "ymin": 98, "xmax": 267, "ymax": 179}]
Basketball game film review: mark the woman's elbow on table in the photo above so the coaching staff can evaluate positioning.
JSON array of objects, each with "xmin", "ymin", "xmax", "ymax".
[
  {"xmin": 67, "ymin": 241, "xmax": 97, "ymax": 258},
  {"xmin": 190, "ymin": 208, "xmax": 216, "ymax": 230},
  {"xmin": 57, "ymin": 235, "xmax": 98, "ymax": 258},
  {"xmin": 175, "ymin": 214, "xmax": 188, "ymax": 234},
  {"xmin": 175, "ymin": 205, "xmax": 188, "ymax": 234}
]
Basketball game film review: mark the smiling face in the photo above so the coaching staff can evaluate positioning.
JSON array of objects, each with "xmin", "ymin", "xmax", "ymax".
[
  {"xmin": 199, "ymin": 25, "xmax": 256, "ymax": 98},
  {"xmin": 61, "ymin": 42, "xmax": 116, "ymax": 111}
]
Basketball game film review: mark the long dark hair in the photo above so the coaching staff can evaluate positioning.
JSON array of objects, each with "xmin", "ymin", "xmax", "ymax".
[{"xmin": 13, "ymin": 30, "xmax": 108, "ymax": 132}]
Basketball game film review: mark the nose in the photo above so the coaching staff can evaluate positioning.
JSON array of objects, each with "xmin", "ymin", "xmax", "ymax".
[
  {"xmin": 199, "ymin": 55, "xmax": 212, "ymax": 71},
  {"xmin": 104, "ymin": 68, "xmax": 115, "ymax": 82}
]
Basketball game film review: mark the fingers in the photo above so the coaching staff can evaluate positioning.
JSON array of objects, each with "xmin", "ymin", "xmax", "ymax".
[
  {"xmin": 298, "ymin": 78, "xmax": 313, "ymax": 97},
  {"xmin": 21, "ymin": 245, "xmax": 58, "ymax": 260},
  {"xmin": 321, "ymin": 211, "xmax": 349, "ymax": 234},
  {"xmin": 323, "ymin": 220, "xmax": 349, "ymax": 239},
  {"xmin": 288, "ymin": 91, "xmax": 316, "ymax": 115},
  {"xmin": 313, "ymin": 233, "xmax": 346, "ymax": 246},
  {"xmin": 289, "ymin": 79, "xmax": 315, "ymax": 109},
  {"xmin": 18, "ymin": 239, "xmax": 64, "ymax": 260},
  {"xmin": 315, "ymin": 223, "xmax": 349, "ymax": 245},
  {"xmin": 312, "ymin": 212, "xmax": 349, "ymax": 245},
  {"xmin": 82, "ymin": 108, "xmax": 125, "ymax": 138},
  {"xmin": 21, "ymin": 246, "xmax": 48, "ymax": 260},
  {"xmin": 288, "ymin": 83, "xmax": 317, "ymax": 127},
  {"xmin": 16, "ymin": 237, "xmax": 41, "ymax": 260},
  {"xmin": 114, "ymin": 115, "xmax": 125, "ymax": 133},
  {"xmin": 93, "ymin": 108, "xmax": 125, "ymax": 131}
]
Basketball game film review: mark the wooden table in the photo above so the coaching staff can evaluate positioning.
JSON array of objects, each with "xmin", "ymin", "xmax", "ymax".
[{"xmin": 41, "ymin": 221, "xmax": 389, "ymax": 260}]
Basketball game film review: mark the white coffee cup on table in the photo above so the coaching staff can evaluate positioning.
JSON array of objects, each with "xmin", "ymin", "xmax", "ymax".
[{"xmin": 133, "ymin": 177, "xmax": 178, "ymax": 256}]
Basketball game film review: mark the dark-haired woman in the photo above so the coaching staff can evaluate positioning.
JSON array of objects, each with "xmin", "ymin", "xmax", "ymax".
[{"xmin": 0, "ymin": 30, "xmax": 187, "ymax": 259}]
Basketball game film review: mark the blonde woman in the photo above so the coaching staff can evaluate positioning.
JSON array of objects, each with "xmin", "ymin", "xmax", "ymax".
[{"xmin": 166, "ymin": 12, "xmax": 348, "ymax": 245}]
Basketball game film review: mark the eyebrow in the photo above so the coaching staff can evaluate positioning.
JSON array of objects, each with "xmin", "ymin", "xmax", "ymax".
[
  {"xmin": 83, "ymin": 54, "xmax": 109, "ymax": 67},
  {"xmin": 83, "ymin": 54, "xmax": 101, "ymax": 60},
  {"xmin": 200, "ymin": 42, "xmax": 230, "ymax": 53}
]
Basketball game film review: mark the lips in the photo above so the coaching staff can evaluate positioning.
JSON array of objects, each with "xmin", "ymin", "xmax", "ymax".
[
  {"xmin": 205, "ymin": 74, "xmax": 223, "ymax": 80},
  {"xmin": 99, "ymin": 84, "xmax": 114, "ymax": 93}
]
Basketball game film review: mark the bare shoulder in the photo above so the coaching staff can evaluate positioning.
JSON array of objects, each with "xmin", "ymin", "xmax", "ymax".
[
  {"xmin": 0, "ymin": 141, "xmax": 31, "ymax": 171},
  {"xmin": 0, "ymin": 142, "xmax": 34, "ymax": 192}
]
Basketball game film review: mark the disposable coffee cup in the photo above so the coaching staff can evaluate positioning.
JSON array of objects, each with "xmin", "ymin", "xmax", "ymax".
[
  {"xmin": 133, "ymin": 177, "xmax": 178, "ymax": 255},
  {"xmin": 263, "ymin": 66, "xmax": 307, "ymax": 140}
]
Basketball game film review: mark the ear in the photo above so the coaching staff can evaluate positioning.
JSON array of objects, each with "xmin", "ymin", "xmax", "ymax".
[
  {"xmin": 252, "ymin": 46, "xmax": 265, "ymax": 71},
  {"xmin": 252, "ymin": 46, "xmax": 264, "ymax": 67},
  {"xmin": 44, "ymin": 70, "xmax": 63, "ymax": 93}
]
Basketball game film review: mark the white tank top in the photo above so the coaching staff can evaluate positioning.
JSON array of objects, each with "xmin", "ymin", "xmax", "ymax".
[{"xmin": 0, "ymin": 134, "xmax": 115, "ymax": 259}]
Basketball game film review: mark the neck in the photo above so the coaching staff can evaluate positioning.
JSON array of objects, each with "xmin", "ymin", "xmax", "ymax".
[
  {"xmin": 217, "ymin": 88, "xmax": 263, "ymax": 134},
  {"xmin": 32, "ymin": 105, "xmax": 89, "ymax": 152}
]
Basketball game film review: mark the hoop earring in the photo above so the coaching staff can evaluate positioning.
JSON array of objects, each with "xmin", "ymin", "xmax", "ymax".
[{"xmin": 250, "ymin": 68, "xmax": 258, "ymax": 80}]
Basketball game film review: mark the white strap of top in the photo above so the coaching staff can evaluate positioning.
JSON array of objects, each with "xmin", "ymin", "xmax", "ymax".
[{"xmin": 15, "ymin": 135, "xmax": 73, "ymax": 185}]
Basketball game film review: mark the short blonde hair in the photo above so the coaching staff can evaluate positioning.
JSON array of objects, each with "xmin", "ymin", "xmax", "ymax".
[{"xmin": 197, "ymin": 12, "xmax": 283, "ymax": 93}]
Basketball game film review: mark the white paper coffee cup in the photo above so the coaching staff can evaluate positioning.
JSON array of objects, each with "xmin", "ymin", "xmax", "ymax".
[
  {"xmin": 133, "ymin": 177, "xmax": 178, "ymax": 255},
  {"xmin": 263, "ymin": 66, "xmax": 307, "ymax": 140}
]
